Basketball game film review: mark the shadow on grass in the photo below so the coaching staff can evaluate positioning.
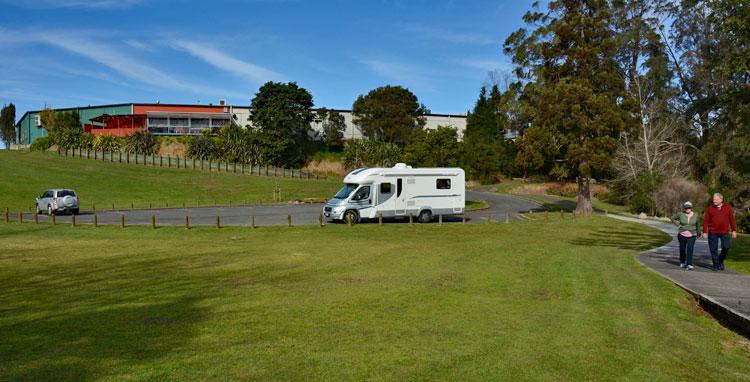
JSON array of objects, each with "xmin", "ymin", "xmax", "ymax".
[
  {"xmin": 0, "ymin": 247, "xmax": 214, "ymax": 381},
  {"xmin": 569, "ymin": 225, "xmax": 669, "ymax": 251},
  {"xmin": 1, "ymin": 295, "xmax": 209, "ymax": 381}
]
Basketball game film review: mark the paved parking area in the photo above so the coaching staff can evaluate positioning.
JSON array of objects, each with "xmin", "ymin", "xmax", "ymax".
[{"xmin": 26, "ymin": 191, "xmax": 545, "ymax": 226}]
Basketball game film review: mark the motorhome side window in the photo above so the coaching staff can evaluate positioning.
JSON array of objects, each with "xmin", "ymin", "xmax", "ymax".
[
  {"xmin": 380, "ymin": 183, "xmax": 392, "ymax": 194},
  {"xmin": 436, "ymin": 179, "xmax": 451, "ymax": 189},
  {"xmin": 352, "ymin": 186, "xmax": 370, "ymax": 201},
  {"xmin": 397, "ymin": 179, "xmax": 403, "ymax": 197}
]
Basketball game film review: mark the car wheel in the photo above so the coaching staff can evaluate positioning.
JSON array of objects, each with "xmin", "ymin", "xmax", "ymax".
[
  {"xmin": 418, "ymin": 210, "xmax": 433, "ymax": 223},
  {"xmin": 344, "ymin": 210, "xmax": 359, "ymax": 225},
  {"xmin": 47, "ymin": 204, "xmax": 53, "ymax": 216}
]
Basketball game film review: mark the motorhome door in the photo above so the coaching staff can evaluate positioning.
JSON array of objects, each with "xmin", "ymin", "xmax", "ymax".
[
  {"xmin": 350, "ymin": 185, "xmax": 373, "ymax": 217},
  {"xmin": 394, "ymin": 178, "xmax": 406, "ymax": 215}
]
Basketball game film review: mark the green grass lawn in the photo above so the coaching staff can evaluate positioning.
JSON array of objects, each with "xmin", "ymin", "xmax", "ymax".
[
  {"xmin": 2, "ymin": 217, "xmax": 749, "ymax": 380},
  {"xmin": 727, "ymin": 234, "xmax": 750, "ymax": 275},
  {"xmin": 0, "ymin": 151, "xmax": 341, "ymax": 212},
  {"xmin": 465, "ymin": 200, "xmax": 489, "ymax": 211}
]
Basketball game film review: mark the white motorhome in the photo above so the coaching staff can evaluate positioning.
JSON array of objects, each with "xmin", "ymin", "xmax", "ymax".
[{"xmin": 323, "ymin": 163, "xmax": 465, "ymax": 223}]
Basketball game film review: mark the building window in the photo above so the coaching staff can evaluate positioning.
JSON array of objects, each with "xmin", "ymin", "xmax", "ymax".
[
  {"xmin": 211, "ymin": 118, "xmax": 230, "ymax": 127},
  {"xmin": 436, "ymin": 179, "xmax": 451, "ymax": 190},
  {"xmin": 170, "ymin": 118, "xmax": 189, "ymax": 127},
  {"xmin": 191, "ymin": 118, "xmax": 209, "ymax": 128},
  {"xmin": 148, "ymin": 117, "xmax": 168, "ymax": 126}
]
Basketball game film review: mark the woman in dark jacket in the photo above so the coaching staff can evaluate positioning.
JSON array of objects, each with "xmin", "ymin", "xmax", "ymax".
[{"xmin": 671, "ymin": 201, "xmax": 702, "ymax": 270}]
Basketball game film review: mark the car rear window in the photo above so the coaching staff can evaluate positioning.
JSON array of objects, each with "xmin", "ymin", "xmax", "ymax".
[{"xmin": 58, "ymin": 190, "xmax": 76, "ymax": 197}]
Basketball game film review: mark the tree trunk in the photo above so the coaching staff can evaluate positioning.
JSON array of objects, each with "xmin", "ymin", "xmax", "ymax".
[{"xmin": 576, "ymin": 176, "xmax": 593, "ymax": 216}]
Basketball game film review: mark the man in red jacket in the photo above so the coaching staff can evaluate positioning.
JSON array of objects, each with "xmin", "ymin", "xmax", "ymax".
[{"xmin": 702, "ymin": 193, "xmax": 738, "ymax": 271}]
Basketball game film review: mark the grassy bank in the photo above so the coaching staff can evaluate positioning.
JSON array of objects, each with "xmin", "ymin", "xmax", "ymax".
[
  {"xmin": 0, "ymin": 151, "xmax": 341, "ymax": 212},
  {"xmin": 727, "ymin": 234, "xmax": 750, "ymax": 275},
  {"xmin": 1, "ymin": 217, "xmax": 749, "ymax": 380}
]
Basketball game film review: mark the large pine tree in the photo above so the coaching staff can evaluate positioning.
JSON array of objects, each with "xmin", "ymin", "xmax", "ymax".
[{"xmin": 506, "ymin": 0, "xmax": 637, "ymax": 214}]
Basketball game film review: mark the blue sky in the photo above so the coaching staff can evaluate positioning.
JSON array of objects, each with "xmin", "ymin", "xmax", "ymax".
[{"xmin": 0, "ymin": 0, "xmax": 537, "ymax": 122}]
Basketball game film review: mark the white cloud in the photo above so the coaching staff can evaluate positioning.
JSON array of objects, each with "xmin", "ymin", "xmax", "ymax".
[
  {"xmin": 171, "ymin": 40, "xmax": 286, "ymax": 84},
  {"xmin": 0, "ymin": 29, "xmax": 238, "ymax": 97},
  {"xmin": 458, "ymin": 58, "xmax": 511, "ymax": 72},
  {"xmin": 358, "ymin": 58, "xmax": 435, "ymax": 92},
  {"xmin": 402, "ymin": 25, "xmax": 498, "ymax": 46}
]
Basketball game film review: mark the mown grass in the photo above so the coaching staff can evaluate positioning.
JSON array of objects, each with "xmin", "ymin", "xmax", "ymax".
[
  {"xmin": 465, "ymin": 199, "xmax": 489, "ymax": 211},
  {"xmin": 1, "ymin": 217, "xmax": 749, "ymax": 380},
  {"xmin": 0, "ymin": 151, "xmax": 341, "ymax": 212},
  {"xmin": 727, "ymin": 234, "xmax": 750, "ymax": 275}
]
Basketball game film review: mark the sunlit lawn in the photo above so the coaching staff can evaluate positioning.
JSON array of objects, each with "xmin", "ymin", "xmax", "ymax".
[
  {"xmin": 0, "ymin": 151, "xmax": 341, "ymax": 212},
  {"xmin": 1, "ymin": 217, "xmax": 749, "ymax": 380}
]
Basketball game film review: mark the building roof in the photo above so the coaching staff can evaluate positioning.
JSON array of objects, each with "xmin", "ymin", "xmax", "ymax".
[{"xmin": 16, "ymin": 102, "xmax": 467, "ymax": 126}]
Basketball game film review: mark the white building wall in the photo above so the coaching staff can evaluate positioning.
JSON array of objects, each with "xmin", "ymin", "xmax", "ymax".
[{"xmin": 229, "ymin": 106, "xmax": 467, "ymax": 140}]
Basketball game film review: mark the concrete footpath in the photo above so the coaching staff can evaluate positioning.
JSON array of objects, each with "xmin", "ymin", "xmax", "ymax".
[{"xmin": 610, "ymin": 215, "xmax": 750, "ymax": 336}]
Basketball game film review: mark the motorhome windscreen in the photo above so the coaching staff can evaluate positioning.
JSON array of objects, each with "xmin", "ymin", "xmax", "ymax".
[{"xmin": 334, "ymin": 184, "xmax": 359, "ymax": 199}]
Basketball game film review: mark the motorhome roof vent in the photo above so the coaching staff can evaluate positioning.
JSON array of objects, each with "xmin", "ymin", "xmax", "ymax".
[{"xmin": 393, "ymin": 163, "xmax": 411, "ymax": 169}]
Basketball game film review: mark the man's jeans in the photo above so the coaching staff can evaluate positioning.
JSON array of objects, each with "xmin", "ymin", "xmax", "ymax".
[
  {"xmin": 677, "ymin": 235, "xmax": 696, "ymax": 266},
  {"xmin": 708, "ymin": 233, "xmax": 731, "ymax": 266}
]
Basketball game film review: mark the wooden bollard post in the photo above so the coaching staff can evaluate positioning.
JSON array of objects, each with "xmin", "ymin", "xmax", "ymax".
[
  {"xmin": 346, "ymin": 214, "xmax": 352, "ymax": 227},
  {"xmin": 93, "ymin": 214, "xmax": 97, "ymax": 228},
  {"xmin": 215, "ymin": 216, "xmax": 220, "ymax": 229},
  {"xmin": 605, "ymin": 210, "xmax": 608, "ymax": 216},
  {"xmin": 3, "ymin": 208, "xmax": 8, "ymax": 223},
  {"xmin": 184, "ymin": 216, "xmax": 190, "ymax": 229},
  {"xmin": 18, "ymin": 212, "xmax": 23, "ymax": 224},
  {"xmin": 319, "ymin": 214, "xmax": 324, "ymax": 227},
  {"xmin": 439, "ymin": 214, "xmax": 443, "ymax": 225},
  {"xmin": 545, "ymin": 211, "xmax": 549, "ymax": 221},
  {"xmin": 462, "ymin": 213, "xmax": 467, "ymax": 224},
  {"xmin": 409, "ymin": 213, "xmax": 413, "ymax": 225},
  {"xmin": 251, "ymin": 216, "xmax": 256, "ymax": 229},
  {"xmin": 51, "ymin": 214, "xmax": 56, "ymax": 225},
  {"xmin": 120, "ymin": 214, "xmax": 125, "ymax": 228},
  {"xmin": 486, "ymin": 215, "xmax": 491, "ymax": 224},
  {"xmin": 34, "ymin": 213, "xmax": 38, "ymax": 224},
  {"xmin": 378, "ymin": 212, "xmax": 383, "ymax": 225},
  {"xmin": 506, "ymin": 213, "xmax": 510, "ymax": 224},
  {"xmin": 71, "ymin": 214, "xmax": 76, "ymax": 227},
  {"xmin": 287, "ymin": 214, "xmax": 292, "ymax": 227},
  {"xmin": 572, "ymin": 211, "xmax": 576, "ymax": 219},
  {"xmin": 150, "ymin": 215, "xmax": 156, "ymax": 229},
  {"xmin": 149, "ymin": 202, "xmax": 152, "ymax": 209},
  {"xmin": 131, "ymin": 202, "xmax": 134, "ymax": 209},
  {"xmin": 112, "ymin": 203, "xmax": 115, "ymax": 210}
]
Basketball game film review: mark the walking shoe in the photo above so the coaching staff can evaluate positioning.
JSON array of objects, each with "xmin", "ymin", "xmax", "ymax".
[
  {"xmin": 680, "ymin": 263, "xmax": 686, "ymax": 268},
  {"xmin": 719, "ymin": 264, "xmax": 725, "ymax": 270},
  {"xmin": 687, "ymin": 265, "xmax": 694, "ymax": 271}
]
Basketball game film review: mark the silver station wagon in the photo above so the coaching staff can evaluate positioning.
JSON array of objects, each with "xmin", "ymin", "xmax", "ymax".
[{"xmin": 36, "ymin": 189, "xmax": 80, "ymax": 215}]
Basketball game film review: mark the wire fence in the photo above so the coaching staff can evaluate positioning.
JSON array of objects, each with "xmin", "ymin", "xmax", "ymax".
[
  {"xmin": 2, "ymin": 207, "xmax": 596, "ymax": 228},
  {"xmin": 59, "ymin": 148, "xmax": 327, "ymax": 180}
]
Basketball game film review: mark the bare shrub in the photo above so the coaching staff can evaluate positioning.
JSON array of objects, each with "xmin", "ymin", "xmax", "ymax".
[{"xmin": 652, "ymin": 178, "xmax": 708, "ymax": 217}]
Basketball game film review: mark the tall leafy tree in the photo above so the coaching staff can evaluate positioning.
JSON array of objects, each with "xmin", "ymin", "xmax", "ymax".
[
  {"xmin": 0, "ymin": 103, "xmax": 16, "ymax": 148},
  {"xmin": 669, "ymin": 0, "xmax": 750, "ymax": 202},
  {"xmin": 402, "ymin": 126, "xmax": 463, "ymax": 167},
  {"xmin": 463, "ymin": 85, "xmax": 518, "ymax": 182},
  {"xmin": 315, "ymin": 108, "xmax": 346, "ymax": 148},
  {"xmin": 352, "ymin": 85, "xmax": 426, "ymax": 144},
  {"xmin": 505, "ymin": 0, "xmax": 638, "ymax": 213},
  {"xmin": 250, "ymin": 81, "xmax": 314, "ymax": 167}
]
